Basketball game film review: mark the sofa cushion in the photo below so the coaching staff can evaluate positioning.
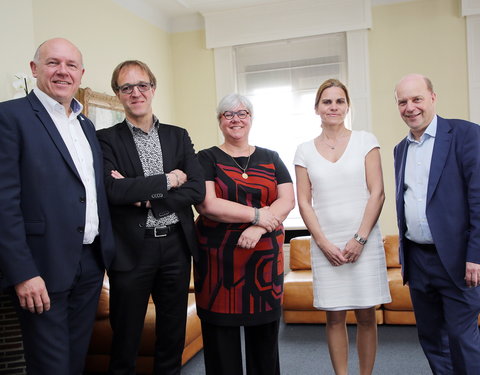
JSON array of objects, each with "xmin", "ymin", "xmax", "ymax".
[
  {"xmin": 384, "ymin": 234, "xmax": 401, "ymax": 268},
  {"xmin": 384, "ymin": 268, "xmax": 413, "ymax": 311},
  {"xmin": 96, "ymin": 274, "xmax": 110, "ymax": 319},
  {"xmin": 284, "ymin": 270, "xmax": 314, "ymax": 310},
  {"xmin": 289, "ymin": 236, "xmax": 311, "ymax": 270}
]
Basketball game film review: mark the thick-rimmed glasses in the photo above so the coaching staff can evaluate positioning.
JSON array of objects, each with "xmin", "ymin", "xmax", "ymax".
[
  {"xmin": 222, "ymin": 110, "xmax": 250, "ymax": 120},
  {"xmin": 116, "ymin": 82, "xmax": 154, "ymax": 95}
]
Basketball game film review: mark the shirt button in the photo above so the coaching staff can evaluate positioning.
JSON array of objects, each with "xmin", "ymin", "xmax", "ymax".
[{"xmin": 77, "ymin": 226, "xmax": 85, "ymax": 233}]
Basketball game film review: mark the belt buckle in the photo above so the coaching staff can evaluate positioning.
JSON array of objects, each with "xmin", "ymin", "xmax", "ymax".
[{"xmin": 153, "ymin": 226, "xmax": 168, "ymax": 238}]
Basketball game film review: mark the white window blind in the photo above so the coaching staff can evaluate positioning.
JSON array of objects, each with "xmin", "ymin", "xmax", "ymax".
[{"xmin": 234, "ymin": 33, "xmax": 348, "ymax": 229}]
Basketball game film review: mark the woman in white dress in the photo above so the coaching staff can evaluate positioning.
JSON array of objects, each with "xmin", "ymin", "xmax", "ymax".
[{"xmin": 294, "ymin": 79, "xmax": 391, "ymax": 375}]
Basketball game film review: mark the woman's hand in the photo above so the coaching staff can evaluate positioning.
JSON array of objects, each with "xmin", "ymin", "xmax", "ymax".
[
  {"xmin": 342, "ymin": 238, "xmax": 364, "ymax": 263},
  {"xmin": 257, "ymin": 207, "xmax": 280, "ymax": 232},
  {"xmin": 318, "ymin": 240, "xmax": 347, "ymax": 267},
  {"xmin": 237, "ymin": 226, "xmax": 265, "ymax": 249}
]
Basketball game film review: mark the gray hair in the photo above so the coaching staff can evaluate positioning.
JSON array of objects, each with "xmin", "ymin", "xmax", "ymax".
[{"xmin": 216, "ymin": 93, "xmax": 254, "ymax": 121}]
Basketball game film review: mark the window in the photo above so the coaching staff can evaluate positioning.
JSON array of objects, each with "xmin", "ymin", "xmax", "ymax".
[{"xmin": 234, "ymin": 33, "xmax": 348, "ymax": 228}]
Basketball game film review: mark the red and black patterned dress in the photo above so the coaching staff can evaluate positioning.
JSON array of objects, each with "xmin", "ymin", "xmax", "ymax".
[{"xmin": 194, "ymin": 146, "xmax": 292, "ymax": 326}]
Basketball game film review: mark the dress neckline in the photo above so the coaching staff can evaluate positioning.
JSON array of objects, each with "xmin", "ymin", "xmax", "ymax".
[{"xmin": 313, "ymin": 131, "xmax": 354, "ymax": 164}]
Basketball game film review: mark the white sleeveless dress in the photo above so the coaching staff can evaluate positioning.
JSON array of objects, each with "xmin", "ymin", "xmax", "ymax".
[{"xmin": 294, "ymin": 131, "xmax": 391, "ymax": 310}]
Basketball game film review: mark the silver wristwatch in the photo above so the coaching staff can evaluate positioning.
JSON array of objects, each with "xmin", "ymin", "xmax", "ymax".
[{"xmin": 354, "ymin": 233, "xmax": 367, "ymax": 245}]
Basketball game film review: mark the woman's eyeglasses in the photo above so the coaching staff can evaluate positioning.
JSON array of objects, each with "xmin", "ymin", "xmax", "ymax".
[{"xmin": 222, "ymin": 110, "xmax": 250, "ymax": 120}]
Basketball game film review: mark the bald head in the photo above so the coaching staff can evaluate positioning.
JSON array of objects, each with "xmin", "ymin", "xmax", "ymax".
[
  {"xmin": 33, "ymin": 38, "xmax": 84, "ymax": 68},
  {"xmin": 395, "ymin": 74, "xmax": 433, "ymax": 98},
  {"xmin": 394, "ymin": 73, "xmax": 437, "ymax": 140}
]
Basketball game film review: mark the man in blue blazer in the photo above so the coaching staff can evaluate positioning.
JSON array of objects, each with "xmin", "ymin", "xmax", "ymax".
[
  {"xmin": 394, "ymin": 73, "xmax": 480, "ymax": 374},
  {"xmin": 96, "ymin": 60, "xmax": 205, "ymax": 374},
  {"xmin": 0, "ymin": 38, "xmax": 115, "ymax": 374}
]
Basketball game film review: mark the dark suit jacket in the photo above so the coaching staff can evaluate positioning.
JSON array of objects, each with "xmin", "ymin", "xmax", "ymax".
[
  {"xmin": 0, "ymin": 92, "xmax": 115, "ymax": 292},
  {"xmin": 96, "ymin": 120, "xmax": 205, "ymax": 270},
  {"xmin": 394, "ymin": 116, "xmax": 480, "ymax": 290}
]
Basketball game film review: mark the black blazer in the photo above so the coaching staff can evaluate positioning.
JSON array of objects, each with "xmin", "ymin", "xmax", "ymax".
[
  {"xmin": 96, "ymin": 120, "xmax": 205, "ymax": 270},
  {"xmin": 0, "ymin": 92, "xmax": 115, "ymax": 291}
]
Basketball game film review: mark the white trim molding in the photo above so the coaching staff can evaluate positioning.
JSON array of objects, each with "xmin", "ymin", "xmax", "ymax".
[
  {"xmin": 462, "ymin": 1, "xmax": 480, "ymax": 123},
  {"xmin": 462, "ymin": 0, "xmax": 480, "ymax": 16},
  {"xmin": 466, "ymin": 15, "xmax": 480, "ymax": 123},
  {"xmin": 204, "ymin": 0, "xmax": 371, "ymax": 49},
  {"xmin": 347, "ymin": 30, "xmax": 372, "ymax": 132}
]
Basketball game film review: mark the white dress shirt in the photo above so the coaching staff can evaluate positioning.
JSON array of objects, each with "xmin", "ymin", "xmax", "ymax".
[
  {"xmin": 34, "ymin": 88, "xmax": 99, "ymax": 244},
  {"xmin": 403, "ymin": 115, "xmax": 437, "ymax": 244}
]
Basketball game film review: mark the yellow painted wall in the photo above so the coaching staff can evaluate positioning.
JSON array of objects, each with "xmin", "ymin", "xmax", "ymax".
[
  {"xmin": 0, "ymin": 0, "xmax": 35, "ymax": 101},
  {"xmin": 171, "ymin": 30, "xmax": 217, "ymax": 151},
  {"xmin": 0, "ymin": 0, "xmax": 471, "ymax": 235},
  {"xmin": 369, "ymin": 0, "xmax": 468, "ymax": 235},
  {"xmin": 1, "ymin": 0, "xmax": 175, "ymax": 123}
]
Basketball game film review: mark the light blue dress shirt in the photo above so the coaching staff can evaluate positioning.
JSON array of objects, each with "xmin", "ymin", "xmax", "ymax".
[{"xmin": 404, "ymin": 115, "xmax": 437, "ymax": 244}]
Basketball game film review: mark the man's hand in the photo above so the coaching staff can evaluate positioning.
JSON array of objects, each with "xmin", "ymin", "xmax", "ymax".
[
  {"xmin": 14, "ymin": 276, "xmax": 50, "ymax": 314},
  {"xmin": 465, "ymin": 262, "xmax": 480, "ymax": 288},
  {"xmin": 168, "ymin": 169, "xmax": 187, "ymax": 188}
]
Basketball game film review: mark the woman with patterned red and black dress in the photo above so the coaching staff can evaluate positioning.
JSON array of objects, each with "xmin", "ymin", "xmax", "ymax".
[{"xmin": 194, "ymin": 93, "xmax": 295, "ymax": 375}]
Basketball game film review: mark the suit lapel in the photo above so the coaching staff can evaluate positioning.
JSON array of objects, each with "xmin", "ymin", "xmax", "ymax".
[
  {"xmin": 427, "ymin": 117, "xmax": 452, "ymax": 204},
  {"xmin": 118, "ymin": 121, "xmax": 145, "ymax": 176},
  {"xmin": 396, "ymin": 138, "xmax": 408, "ymax": 221},
  {"xmin": 28, "ymin": 92, "xmax": 81, "ymax": 180},
  {"xmin": 78, "ymin": 115, "xmax": 103, "ymax": 188},
  {"xmin": 157, "ymin": 124, "xmax": 170, "ymax": 172},
  {"xmin": 396, "ymin": 140, "xmax": 408, "ymax": 201}
]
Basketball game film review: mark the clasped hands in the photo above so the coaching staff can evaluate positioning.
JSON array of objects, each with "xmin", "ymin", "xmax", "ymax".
[
  {"xmin": 237, "ymin": 207, "xmax": 280, "ymax": 250},
  {"xmin": 320, "ymin": 237, "xmax": 364, "ymax": 267}
]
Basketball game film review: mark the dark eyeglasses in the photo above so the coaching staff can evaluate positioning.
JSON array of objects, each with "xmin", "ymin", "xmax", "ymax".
[
  {"xmin": 222, "ymin": 110, "xmax": 250, "ymax": 120},
  {"xmin": 116, "ymin": 82, "xmax": 154, "ymax": 95}
]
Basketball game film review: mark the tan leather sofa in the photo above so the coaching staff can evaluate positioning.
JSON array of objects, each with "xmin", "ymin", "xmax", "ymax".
[
  {"xmin": 283, "ymin": 235, "xmax": 412, "ymax": 324},
  {"xmin": 84, "ymin": 275, "xmax": 203, "ymax": 374}
]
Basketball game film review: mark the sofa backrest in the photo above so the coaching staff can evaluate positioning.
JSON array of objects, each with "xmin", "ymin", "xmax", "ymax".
[{"xmin": 289, "ymin": 234, "xmax": 401, "ymax": 270}]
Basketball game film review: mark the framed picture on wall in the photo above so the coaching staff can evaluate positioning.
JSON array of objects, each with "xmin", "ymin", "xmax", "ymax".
[{"xmin": 76, "ymin": 87, "xmax": 124, "ymax": 130}]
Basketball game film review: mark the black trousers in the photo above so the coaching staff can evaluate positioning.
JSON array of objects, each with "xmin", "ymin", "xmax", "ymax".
[
  {"xmin": 201, "ymin": 319, "xmax": 281, "ymax": 375},
  {"xmin": 108, "ymin": 230, "xmax": 191, "ymax": 375},
  {"xmin": 12, "ymin": 243, "xmax": 104, "ymax": 375}
]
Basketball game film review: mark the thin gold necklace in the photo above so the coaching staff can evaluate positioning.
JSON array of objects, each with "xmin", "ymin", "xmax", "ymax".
[
  {"xmin": 227, "ymin": 146, "xmax": 251, "ymax": 179},
  {"xmin": 320, "ymin": 130, "xmax": 348, "ymax": 150}
]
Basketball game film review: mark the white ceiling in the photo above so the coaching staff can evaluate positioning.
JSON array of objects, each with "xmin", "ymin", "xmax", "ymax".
[{"xmin": 113, "ymin": 0, "xmax": 415, "ymax": 32}]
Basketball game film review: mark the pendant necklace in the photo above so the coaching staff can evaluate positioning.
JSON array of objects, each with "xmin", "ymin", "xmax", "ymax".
[
  {"xmin": 229, "ymin": 146, "xmax": 251, "ymax": 179},
  {"xmin": 320, "ymin": 137, "xmax": 336, "ymax": 150},
  {"xmin": 320, "ymin": 129, "xmax": 347, "ymax": 150}
]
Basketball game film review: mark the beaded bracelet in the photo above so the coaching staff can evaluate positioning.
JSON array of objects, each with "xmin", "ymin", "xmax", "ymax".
[{"xmin": 251, "ymin": 207, "xmax": 260, "ymax": 225}]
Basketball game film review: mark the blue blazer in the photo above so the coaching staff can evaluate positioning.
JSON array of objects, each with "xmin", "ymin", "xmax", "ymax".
[
  {"xmin": 394, "ymin": 116, "xmax": 480, "ymax": 290},
  {"xmin": 0, "ymin": 92, "xmax": 115, "ymax": 292}
]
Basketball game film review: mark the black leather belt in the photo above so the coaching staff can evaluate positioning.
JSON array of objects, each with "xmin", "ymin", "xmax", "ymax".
[
  {"xmin": 408, "ymin": 239, "xmax": 436, "ymax": 252},
  {"xmin": 145, "ymin": 223, "xmax": 179, "ymax": 238}
]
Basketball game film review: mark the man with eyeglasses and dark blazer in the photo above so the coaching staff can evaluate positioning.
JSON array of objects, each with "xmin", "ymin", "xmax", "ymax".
[{"xmin": 96, "ymin": 60, "xmax": 205, "ymax": 374}]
